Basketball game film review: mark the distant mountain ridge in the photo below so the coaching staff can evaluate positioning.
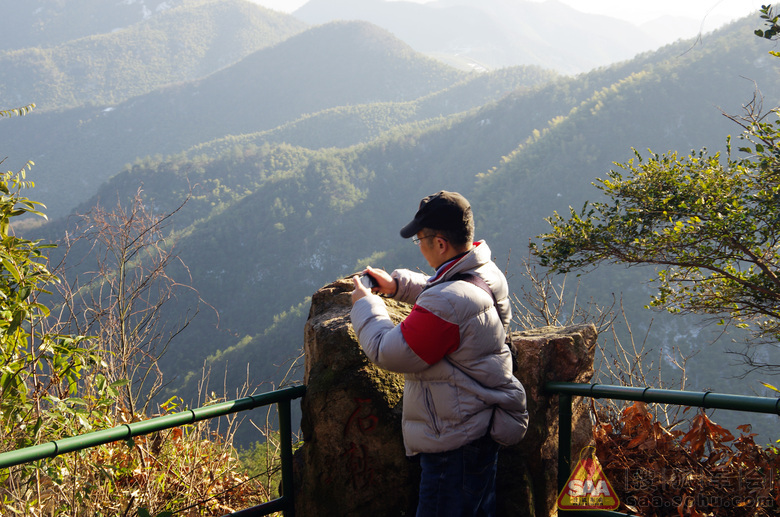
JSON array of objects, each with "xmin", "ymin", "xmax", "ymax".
[
  {"xmin": 1, "ymin": 0, "xmax": 190, "ymax": 51},
  {"xmin": 0, "ymin": 0, "xmax": 307, "ymax": 111},
  {"xmin": 293, "ymin": 0, "xmax": 665, "ymax": 74},
  {"xmin": 185, "ymin": 64, "xmax": 559, "ymax": 154},
  {"xmin": 3, "ymin": 20, "xmax": 468, "ymax": 218}
]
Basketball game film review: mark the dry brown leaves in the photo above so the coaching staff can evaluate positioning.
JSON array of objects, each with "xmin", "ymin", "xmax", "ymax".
[{"xmin": 594, "ymin": 402, "xmax": 780, "ymax": 516}]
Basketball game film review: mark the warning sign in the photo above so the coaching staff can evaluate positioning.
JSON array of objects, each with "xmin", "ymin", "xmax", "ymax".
[{"xmin": 556, "ymin": 450, "xmax": 619, "ymax": 511}]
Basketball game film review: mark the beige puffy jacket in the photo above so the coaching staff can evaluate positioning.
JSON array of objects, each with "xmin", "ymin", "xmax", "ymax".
[{"xmin": 350, "ymin": 241, "xmax": 528, "ymax": 455}]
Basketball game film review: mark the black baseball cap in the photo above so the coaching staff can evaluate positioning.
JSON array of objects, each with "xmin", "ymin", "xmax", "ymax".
[{"xmin": 400, "ymin": 191, "xmax": 472, "ymax": 238}]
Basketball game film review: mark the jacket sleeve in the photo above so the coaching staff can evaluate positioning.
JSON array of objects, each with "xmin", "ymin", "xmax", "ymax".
[
  {"xmin": 350, "ymin": 295, "xmax": 430, "ymax": 373},
  {"xmin": 400, "ymin": 304, "xmax": 459, "ymax": 365},
  {"xmin": 390, "ymin": 269, "xmax": 427, "ymax": 305}
]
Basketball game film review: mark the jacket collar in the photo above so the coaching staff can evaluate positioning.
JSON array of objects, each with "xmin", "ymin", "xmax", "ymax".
[{"xmin": 428, "ymin": 241, "xmax": 482, "ymax": 283}]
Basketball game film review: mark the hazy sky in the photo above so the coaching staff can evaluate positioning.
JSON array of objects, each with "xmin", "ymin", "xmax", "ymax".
[
  {"xmin": 543, "ymin": 0, "xmax": 760, "ymax": 24},
  {"xmin": 250, "ymin": 0, "xmax": 762, "ymax": 26}
]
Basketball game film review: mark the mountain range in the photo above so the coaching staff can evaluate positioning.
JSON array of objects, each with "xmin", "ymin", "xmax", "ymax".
[
  {"xmin": 4, "ymin": 0, "xmax": 780, "ymax": 442},
  {"xmin": 1, "ymin": 0, "xmax": 306, "ymax": 111},
  {"xmin": 291, "ymin": 0, "xmax": 742, "ymax": 74},
  {"xmin": 297, "ymin": 0, "xmax": 653, "ymax": 73}
]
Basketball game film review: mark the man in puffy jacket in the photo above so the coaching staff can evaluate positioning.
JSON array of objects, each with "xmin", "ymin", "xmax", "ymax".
[{"xmin": 351, "ymin": 190, "xmax": 528, "ymax": 517}]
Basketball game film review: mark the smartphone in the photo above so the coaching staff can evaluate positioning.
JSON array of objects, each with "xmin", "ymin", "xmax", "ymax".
[{"xmin": 360, "ymin": 273, "xmax": 378, "ymax": 289}]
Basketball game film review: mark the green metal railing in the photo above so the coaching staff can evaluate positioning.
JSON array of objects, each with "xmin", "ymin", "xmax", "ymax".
[
  {"xmin": 9, "ymin": 380, "xmax": 777, "ymax": 516},
  {"xmin": 0, "ymin": 384, "xmax": 306, "ymax": 517},
  {"xmin": 545, "ymin": 382, "xmax": 780, "ymax": 517}
]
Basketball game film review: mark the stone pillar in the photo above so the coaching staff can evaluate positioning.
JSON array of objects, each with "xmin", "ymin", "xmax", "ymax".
[
  {"xmin": 294, "ymin": 278, "xmax": 417, "ymax": 516},
  {"xmin": 294, "ymin": 278, "xmax": 596, "ymax": 517},
  {"xmin": 501, "ymin": 325, "xmax": 596, "ymax": 517}
]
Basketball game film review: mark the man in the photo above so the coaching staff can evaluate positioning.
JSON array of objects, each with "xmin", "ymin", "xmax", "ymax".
[{"xmin": 350, "ymin": 190, "xmax": 528, "ymax": 517}]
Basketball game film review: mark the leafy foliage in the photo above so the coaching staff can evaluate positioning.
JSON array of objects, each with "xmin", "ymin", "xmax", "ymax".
[
  {"xmin": 0, "ymin": 106, "xmax": 92, "ymax": 435},
  {"xmin": 533, "ymin": 98, "xmax": 780, "ymax": 367},
  {"xmin": 0, "ymin": 106, "xmax": 102, "ymax": 508},
  {"xmin": 755, "ymin": 4, "xmax": 780, "ymax": 43}
]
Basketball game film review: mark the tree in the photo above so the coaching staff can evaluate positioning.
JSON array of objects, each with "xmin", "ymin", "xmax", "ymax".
[
  {"xmin": 0, "ymin": 104, "xmax": 118, "ymax": 510},
  {"xmin": 754, "ymin": 4, "xmax": 780, "ymax": 45},
  {"xmin": 0, "ymin": 102, "xmax": 97, "ymax": 433},
  {"xmin": 532, "ymin": 17, "xmax": 780, "ymax": 373},
  {"xmin": 54, "ymin": 187, "xmax": 202, "ymax": 418},
  {"xmin": 0, "ymin": 106, "xmax": 262, "ymax": 515}
]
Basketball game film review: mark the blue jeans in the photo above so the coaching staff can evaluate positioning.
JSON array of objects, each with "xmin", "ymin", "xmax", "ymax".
[{"xmin": 416, "ymin": 434, "xmax": 500, "ymax": 517}]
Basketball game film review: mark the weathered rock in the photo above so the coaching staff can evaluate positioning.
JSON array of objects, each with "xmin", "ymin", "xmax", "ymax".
[
  {"xmin": 294, "ymin": 278, "xmax": 596, "ymax": 517},
  {"xmin": 501, "ymin": 325, "xmax": 597, "ymax": 517},
  {"xmin": 294, "ymin": 278, "xmax": 417, "ymax": 516}
]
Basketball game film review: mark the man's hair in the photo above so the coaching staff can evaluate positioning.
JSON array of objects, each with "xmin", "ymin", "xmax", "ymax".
[{"xmin": 428, "ymin": 217, "xmax": 474, "ymax": 249}]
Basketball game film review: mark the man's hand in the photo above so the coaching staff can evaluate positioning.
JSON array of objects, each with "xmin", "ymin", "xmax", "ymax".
[
  {"xmin": 351, "ymin": 274, "xmax": 371, "ymax": 304},
  {"xmin": 351, "ymin": 266, "xmax": 396, "ymax": 305}
]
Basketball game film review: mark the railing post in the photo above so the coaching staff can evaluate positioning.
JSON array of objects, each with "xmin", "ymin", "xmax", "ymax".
[
  {"xmin": 278, "ymin": 397, "xmax": 296, "ymax": 517},
  {"xmin": 558, "ymin": 392, "xmax": 572, "ymax": 494}
]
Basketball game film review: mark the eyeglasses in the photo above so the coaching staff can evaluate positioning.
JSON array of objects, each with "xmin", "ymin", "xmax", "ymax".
[{"xmin": 412, "ymin": 234, "xmax": 447, "ymax": 245}]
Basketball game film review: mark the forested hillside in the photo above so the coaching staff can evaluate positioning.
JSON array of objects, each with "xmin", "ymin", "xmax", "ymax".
[
  {"xmin": 185, "ymin": 65, "xmax": 560, "ymax": 155},
  {"xmin": 7, "ymin": 2, "xmax": 780, "ymax": 446},
  {"xmin": 2, "ymin": 20, "xmax": 472, "ymax": 219},
  {"xmin": 476, "ymin": 18, "xmax": 780, "ymax": 241}
]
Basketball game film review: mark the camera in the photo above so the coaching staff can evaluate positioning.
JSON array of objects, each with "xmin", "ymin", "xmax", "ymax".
[{"xmin": 360, "ymin": 273, "xmax": 378, "ymax": 289}]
